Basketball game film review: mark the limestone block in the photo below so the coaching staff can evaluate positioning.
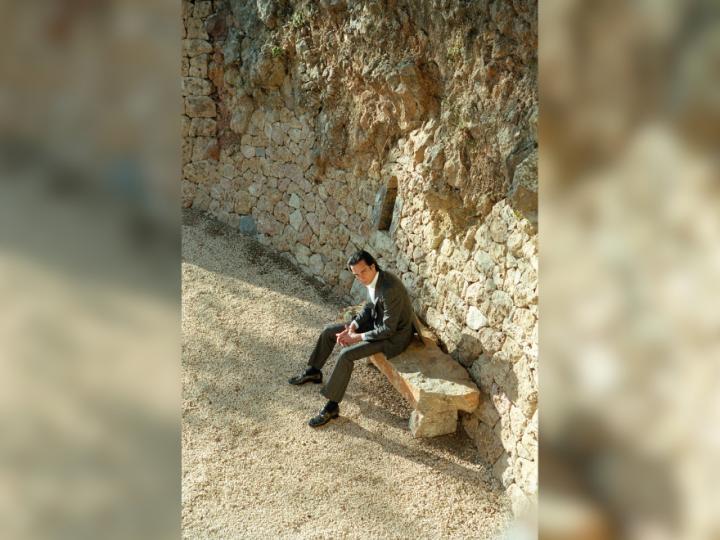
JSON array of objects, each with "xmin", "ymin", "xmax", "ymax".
[
  {"xmin": 192, "ymin": 188, "xmax": 210, "ymax": 210},
  {"xmin": 189, "ymin": 54, "xmax": 208, "ymax": 78},
  {"xmin": 501, "ymin": 337, "xmax": 524, "ymax": 363},
  {"xmin": 336, "ymin": 205, "xmax": 349, "ymax": 223},
  {"xmin": 465, "ymin": 282, "xmax": 484, "ymax": 305},
  {"xmin": 513, "ymin": 281, "xmax": 537, "ymax": 309},
  {"xmin": 462, "ymin": 414, "xmax": 503, "ymax": 463},
  {"xmin": 289, "ymin": 209, "xmax": 303, "ymax": 231},
  {"xmin": 457, "ymin": 329, "xmax": 483, "ymax": 366},
  {"xmin": 410, "ymin": 410, "xmax": 457, "ymax": 437},
  {"xmin": 234, "ymin": 192, "xmax": 253, "ymax": 215},
  {"xmin": 371, "ymin": 341, "xmax": 479, "ymax": 417},
  {"xmin": 510, "ymin": 405, "xmax": 528, "ymax": 440},
  {"xmin": 293, "ymin": 244, "xmax": 311, "ymax": 266},
  {"xmin": 190, "ymin": 118, "xmax": 216, "ymax": 137},
  {"xmin": 474, "ymin": 250, "xmax": 494, "ymax": 275},
  {"xmin": 513, "ymin": 457, "xmax": 537, "ymax": 495},
  {"xmin": 470, "ymin": 353, "xmax": 508, "ymax": 393},
  {"xmin": 193, "ymin": 0, "xmax": 212, "ymax": 18},
  {"xmin": 466, "ymin": 306, "xmax": 487, "ymax": 330},
  {"xmin": 273, "ymin": 201, "xmax": 291, "ymax": 224},
  {"xmin": 185, "ymin": 17, "xmax": 208, "ymax": 39},
  {"xmin": 303, "ymin": 196, "xmax": 315, "ymax": 213},
  {"xmin": 476, "ymin": 396, "xmax": 501, "ymax": 427},
  {"xmin": 488, "ymin": 290, "xmax": 513, "ymax": 326},
  {"xmin": 181, "ymin": 179, "xmax": 196, "ymax": 208},
  {"xmin": 185, "ymin": 96, "xmax": 216, "ymax": 118},
  {"xmin": 210, "ymin": 184, "xmax": 226, "ymax": 202},
  {"xmin": 181, "ymin": 0, "xmax": 192, "ymax": 20},
  {"xmin": 256, "ymin": 195, "xmax": 272, "ymax": 214},
  {"xmin": 182, "ymin": 138, "xmax": 192, "ymax": 164},
  {"xmin": 491, "ymin": 387, "xmax": 512, "ymax": 417},
  {"xmin": 183, "ymin": 39, "xmax": 212, "ymax": 57},
  {"xmin": 504, "ymin": 308, "xmax": 535, "ymax": 342},
  {"xmin": 183, "ymin": 160, "xmax": 217, "ymax": 184},
  {"xmin": 517, "ymin": 414, "xmax": 538, "ymax": 461},
  {"xmin": 493, "ymin": 452, "xmax": 514, "ymax": 487},
  {"xmin": 439, "ymin": 238, "xmax": 454, "ymax": 257},
  {"xmin": 288, "ymin": 193, "xmax": 301, "ymax": 209},
  {"xmin": 305, "ymin": 212, "xmax": 321, "ymax": 235},
  {"xmin": 192, "ymin": 137, "xmax": 219, "ymax": 161},
  {"xmin": 496, "ymin": 413, "xmax": 518, "ymax": 453},
  {"xmin": 447, "ymin": 292, "xmax": 465, "ymax": 323},
  {"xmin": 478, "ymin": 327, "xmax": 505, "ymax": 355},
  {"xmin": 308, "ymin": 254, "xmax": 324, "ymax": 275},
  {"xmin": 490, "ymin": 242, "xmax": 506, "ymax": 262},
  {"xmin": 514, "ymin": 356, "xmax": 538, "ymax": 418},
  {"xmin": 220, "ymin": 163, "xmax": 238, "ymax": 180},
  {"xmin": 230, "ymin": 97, "xmax": 254, "ymax": 135},
  {"xmin": 425, "ymin": 308, "xmax": 444, "ymax": 331},
  {"xmin": 506, "ymin": 230, "xmax": 526, "ymax": 256}
]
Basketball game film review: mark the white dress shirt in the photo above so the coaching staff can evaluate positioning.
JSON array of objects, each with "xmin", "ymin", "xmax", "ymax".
[{"xmin": 351, "ymin": 271, "xmax": 380, "ymax": 340}]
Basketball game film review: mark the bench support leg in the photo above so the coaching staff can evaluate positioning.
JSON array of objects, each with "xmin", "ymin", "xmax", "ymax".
[{"xmin": 409, "ymin": 410, "xmax": 457, "ymax": 437}]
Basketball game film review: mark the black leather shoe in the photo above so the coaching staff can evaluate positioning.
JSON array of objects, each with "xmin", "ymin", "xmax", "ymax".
[
  {"xmin": 288, "ymin": 369, "xmax": 322, "ymax": 385},
  {"xmin": 308, "ymin": 408, "xmax": 339, "ymax": 428}
]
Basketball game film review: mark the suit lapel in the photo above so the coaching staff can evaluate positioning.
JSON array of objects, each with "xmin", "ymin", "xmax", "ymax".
[{"xmin": 371, "ymin": 270, "xmax": 384, "ymax": 320}]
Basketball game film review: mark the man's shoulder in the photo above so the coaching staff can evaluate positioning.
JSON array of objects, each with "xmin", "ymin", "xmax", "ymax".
[{"xmin": 379, "ymin": 270, "xmax": 406, "ymax": 292}]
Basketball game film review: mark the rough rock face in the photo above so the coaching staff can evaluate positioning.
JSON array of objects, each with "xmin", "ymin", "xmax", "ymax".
[
  {"xmin": 368, "ymin": 340, "xmax": 480, "ymax": 437},
  {"xmin": 182, "ymin": 0, "xmax": 537, "ymax": 512}
]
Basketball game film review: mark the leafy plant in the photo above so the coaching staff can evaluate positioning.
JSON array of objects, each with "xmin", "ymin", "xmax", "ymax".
[
  {"xmin": 447, "ymin": 34, "xmax": 464, "ymax": 61},
  {"xmin": 291, "ymin": 10, "xmax": 306, "ymax": 30},
  {"xmin": 271, "ymin": 45, "xmax": 283, "ymax": 58}
]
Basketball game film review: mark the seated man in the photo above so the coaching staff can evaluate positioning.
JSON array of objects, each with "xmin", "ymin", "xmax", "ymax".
[{"xmin": 289, "ymin": 249, "xmax": 418, "ymax": 427}]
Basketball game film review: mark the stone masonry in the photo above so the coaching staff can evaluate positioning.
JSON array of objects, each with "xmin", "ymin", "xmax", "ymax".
[{"xmin": 182, "ymin": 0, "xmax": 538, "ymax": 514}]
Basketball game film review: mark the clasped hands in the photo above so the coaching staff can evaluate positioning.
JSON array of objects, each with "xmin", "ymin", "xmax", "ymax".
[{"xmin": 336, "ymin": 324, "xmax": 363, "ymax": 347}]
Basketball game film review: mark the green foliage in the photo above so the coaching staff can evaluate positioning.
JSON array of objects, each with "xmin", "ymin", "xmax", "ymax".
[
  {"xmin": 447, "ymin": 34, "xmax": 464, "ymax": 61},
  {"xmin": 291, "ymin": 10, "xmax": 306, "ymax": 30},
  {"xmin": 271, "ymin": 45, "xmax": 283, "ymax": 58}
]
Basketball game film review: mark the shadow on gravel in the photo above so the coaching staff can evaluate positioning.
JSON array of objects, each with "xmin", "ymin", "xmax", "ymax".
[
  {"xmin": 341, "ymin": 419, "xmax": 494, "ymax": 490},
  {"xmin": 182, "ymin": 209, "xmax": 344, "ymax": 307}
]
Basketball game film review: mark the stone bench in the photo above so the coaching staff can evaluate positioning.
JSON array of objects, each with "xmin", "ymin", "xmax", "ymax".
[
  {"xmin": 368, "ymin": 339, "xmax": 481, "ymax": 437},
  {"xmin": 338, "ymin": 306, "xmax": 480, "ymax": 436}
]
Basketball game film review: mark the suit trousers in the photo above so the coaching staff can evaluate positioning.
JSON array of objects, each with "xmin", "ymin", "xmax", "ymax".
[{"xmin": 308, "ymin": 323, "xmax": 385, "ymax": 403}]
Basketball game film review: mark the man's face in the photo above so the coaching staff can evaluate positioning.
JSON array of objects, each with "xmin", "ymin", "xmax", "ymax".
[{"xmin": 350, "ymin": 260, "xmax": 377, "ymax": 286}]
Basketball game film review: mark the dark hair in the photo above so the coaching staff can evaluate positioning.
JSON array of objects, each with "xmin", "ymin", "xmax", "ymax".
[{"xmin": 347, "ymin": 250, "xmax": 381, "ymax": 271}]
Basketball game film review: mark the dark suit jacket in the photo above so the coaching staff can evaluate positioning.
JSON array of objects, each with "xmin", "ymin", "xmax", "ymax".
[{"xmin": 352, "ymin": 270, "xmax": 420, "ymax": 359}]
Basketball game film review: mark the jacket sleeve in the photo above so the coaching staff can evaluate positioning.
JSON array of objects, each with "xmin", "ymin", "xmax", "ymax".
[
  {"xmin": 362, "ymin": 287, "xmax": 402, "ymax": 342},
  {"xmin": 352, "ymin": 302, "xmax": 373, "ymax": 329}
]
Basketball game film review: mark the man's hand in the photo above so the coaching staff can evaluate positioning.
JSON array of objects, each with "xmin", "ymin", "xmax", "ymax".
[
  {"xmin": 335, "ymin": 325, "xmax": 350, "ymax": 344},
  {"xmin": 336, "ymin": 325, "xmax": 363, "ymax": 346}
]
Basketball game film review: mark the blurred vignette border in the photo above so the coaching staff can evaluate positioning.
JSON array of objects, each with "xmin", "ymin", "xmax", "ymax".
[
  {"xmin": 2, "ymin": 0, "xmax": 720, "ymax": 538},
  {"xmin": 0, "ymin": 0, "xmax": 180, "ymax": 539},
  {"xmin": 540, "ymin": 1, "xmax": 719, "ymax": 539}
]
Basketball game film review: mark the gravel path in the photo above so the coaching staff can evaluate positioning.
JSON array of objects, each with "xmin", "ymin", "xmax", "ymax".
[{"xmin": 182, "ymin": 209, "xmax": 512, "ymax": 539}]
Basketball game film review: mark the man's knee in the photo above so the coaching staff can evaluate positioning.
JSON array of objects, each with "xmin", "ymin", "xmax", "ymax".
[
  {"xmin": 336, "ymin": 350, "xmax": 356, "ymax": 368},
  {"xmin": 322, "ymin": 324, "xmax": 339, "ymax": 338}
]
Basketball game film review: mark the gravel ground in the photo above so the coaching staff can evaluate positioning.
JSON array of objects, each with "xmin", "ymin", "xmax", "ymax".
[{"xmin": 182, "ymin": 209, "xmax": 512, "ymax": 539}]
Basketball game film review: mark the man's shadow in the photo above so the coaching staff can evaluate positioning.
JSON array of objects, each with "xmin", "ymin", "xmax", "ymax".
[{"xmin": 335, "ymin": 414, "xmax": 498, "ymax": 489}]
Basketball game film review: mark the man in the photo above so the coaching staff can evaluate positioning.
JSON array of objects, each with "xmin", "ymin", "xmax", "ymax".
[{"xmin": 288, "ymin": 250, "xmax": 418, "ymax": 427}]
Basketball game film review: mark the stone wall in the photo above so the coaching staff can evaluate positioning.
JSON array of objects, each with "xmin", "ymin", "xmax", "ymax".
[{"xmin": 182, "ymin": 0, "xmax": 537, "ymax": 513}]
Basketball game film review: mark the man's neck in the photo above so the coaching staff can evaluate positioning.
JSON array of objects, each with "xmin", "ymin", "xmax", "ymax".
[{"xmin": 367, "ymin": 270, "xmax": 380, "ymax": 289}]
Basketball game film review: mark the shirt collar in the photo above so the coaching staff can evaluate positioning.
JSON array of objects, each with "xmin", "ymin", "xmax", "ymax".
[{"xmin": 367, "ymin": 270, "xmax": 380, "ymax": 290}]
